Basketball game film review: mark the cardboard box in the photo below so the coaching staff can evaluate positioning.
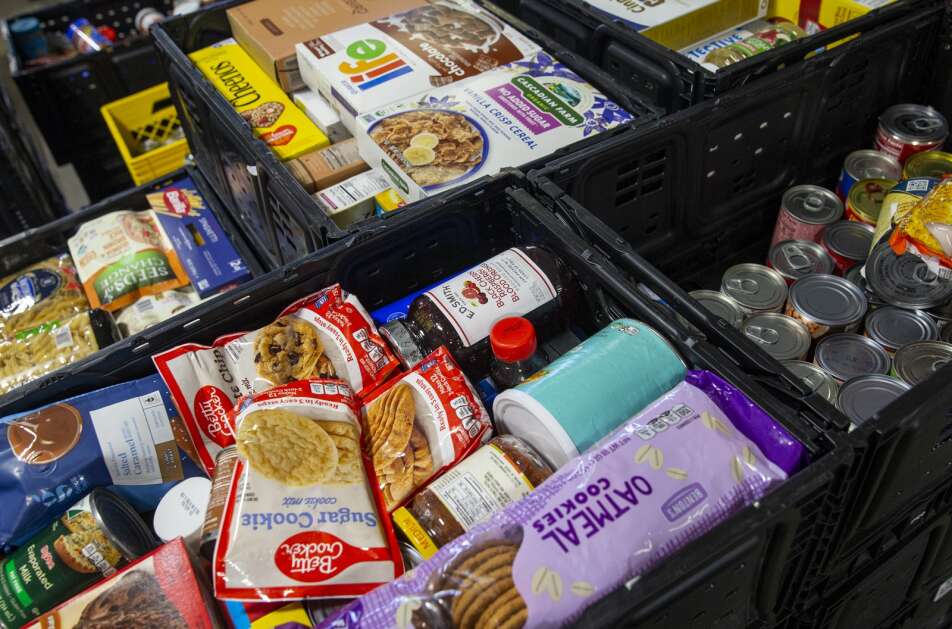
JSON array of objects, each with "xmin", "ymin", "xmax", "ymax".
[
  {"xmin": 799, "ymin": 0, "xmax": 893, "ymax": 33},
  {"xmin": 227, "ymin": 0, "xmax": 426, "ymax": 92},
  {"xmin": 190, "ymin": 39, "xmax": 329, "ymax": 161},
  {"xmin": 149, "ymin": 176, "xmax": 252, "ymax": 298},
  {"xmin": 26, "ymin": 539, "xmax": 221, "ymax": 629},
  {"xmin": 315, "ymin": 169, "xmax": 392, "ymax": 227},
  {"xmin": 295, "ymin": 0, "xmax": 539, "ymax": 134},
  {"xmin": 356, "ymin": 51, "xmax": 633, "ymax": 202},
  {"xmin": 293, "ymin": 89, "xmax": 349, "ymax": 144},
  {"xmin": 288, "ymin": 138, "xmax": 368, "ymax": 193}
]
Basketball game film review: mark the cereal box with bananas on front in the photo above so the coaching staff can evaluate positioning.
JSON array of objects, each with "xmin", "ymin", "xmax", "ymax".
[
  {"xmin": 190, "ymin": 38, "xmax": 329, "ymax": 161},
  {"xmin": 356, "ymin": 50, "xmax": 633, "ymax": 202},
  {"xmin": 295, "ymin": 0, "xmax": 539, "ymax": 134}
]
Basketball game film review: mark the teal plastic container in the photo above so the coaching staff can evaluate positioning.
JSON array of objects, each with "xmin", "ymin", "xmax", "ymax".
[{"xmin": 493, "ymin": 319, "xmax": 686, "ymax": 466}]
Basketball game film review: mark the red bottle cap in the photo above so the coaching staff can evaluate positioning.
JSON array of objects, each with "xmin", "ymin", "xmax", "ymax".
[{"xmin": 490, "ymin": 317, "xmax": 537, "ymax": 362}]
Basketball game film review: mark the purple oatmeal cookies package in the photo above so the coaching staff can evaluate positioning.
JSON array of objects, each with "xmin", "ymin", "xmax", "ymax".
[{"xmin": 323, "ymin": 372, "xmax": 789, "ymax": 628}]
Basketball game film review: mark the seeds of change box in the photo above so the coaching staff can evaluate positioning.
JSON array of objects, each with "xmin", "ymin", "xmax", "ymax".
[{"xmin": 357, "ymin": 50, "xmax": 633, "ymax": 202}]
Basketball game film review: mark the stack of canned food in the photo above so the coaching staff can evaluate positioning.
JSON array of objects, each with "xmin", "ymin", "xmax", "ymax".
[{"xmin": 689, "ymin": 104, "xmax": 952, "ymax": 427}]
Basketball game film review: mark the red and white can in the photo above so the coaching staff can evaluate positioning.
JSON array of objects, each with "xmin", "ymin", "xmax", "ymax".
[
  {"xmin": 770, "ymin": 185, "xmax": 843, "ymax": 248},
  {"xmin": 875, "ymin": 104, "xmax": 949, "ymax": 164},
  {"xmin": 820, "ymin": 221, "xmax": 875, "ymax": 274}
]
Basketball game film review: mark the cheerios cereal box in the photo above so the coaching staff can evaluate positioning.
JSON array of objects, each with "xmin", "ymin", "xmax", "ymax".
[
  {"xmin": 355, "ymin": 50, "xmax": 634, "ymax": 202},
  {"xmin": 190, "ymin": 39, "xmax": 329, "ymax": 161},
  {"xmin": 295, "ymin": 0, "xmax": 539, "ymax": 134}
]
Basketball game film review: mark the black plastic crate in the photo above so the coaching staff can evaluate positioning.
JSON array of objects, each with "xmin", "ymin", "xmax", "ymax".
[
  {"xmin": 525, "ymin": 19, "xmax": 952, "ymax": 598},
  {"xmin": 0, "ymin": 171, "xmax": 850, "ymax": 628},
  {"xmin": 0, "ymin": 165, "xmax": 272, "ymax": 410},
  {"xmin": 782, "ymin": 513, "xmax": 949, "ymax": 629},
  {"xmin": 151, "ymin": 0, "xmax": 660, "ymax": 265},
  {"xmin": 2, "ymin": 0, "xmax": 171, "ymax": 169},
  {"xmin": 506, "ymin": 0, "xmax": 943, "ymax": 112}
]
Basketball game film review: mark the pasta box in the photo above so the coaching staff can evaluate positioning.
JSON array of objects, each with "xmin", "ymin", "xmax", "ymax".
[
  {"xmin": 355, "ymin": 50, "xmax": 634, "ymax": 202},
  {"xmin": 148, "ymin": 176, "xmax": 252, "ymax": 298},
  {"xmin": 24, "ymin": 538, "xmax": 221, "ymax": 628}
]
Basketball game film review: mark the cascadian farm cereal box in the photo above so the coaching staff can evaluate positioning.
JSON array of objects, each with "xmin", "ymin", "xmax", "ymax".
[
  {"xmin": 190, "ymin": 39, "xmax": 329, "ymax": 161},
  {"xmin": 356, "ymin": 51, "xmax": 633, "ymax": 202},
  {"xmin": 295, "ymin": 0, "xmax": 539, "ymax": 134}
]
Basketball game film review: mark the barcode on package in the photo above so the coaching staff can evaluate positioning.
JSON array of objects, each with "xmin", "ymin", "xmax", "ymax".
[{"xmin": 53, "ymin": 325, "xmax": 73, "ymax": 350}]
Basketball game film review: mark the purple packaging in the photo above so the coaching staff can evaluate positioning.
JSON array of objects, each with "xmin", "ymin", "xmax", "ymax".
[
  {"xmin": 324, "ymin": 372, "xmax": 788, "ymax": 628},
  {"xmin": 148, "ymin": 176, "xmax": 251, "ymax": 297}
]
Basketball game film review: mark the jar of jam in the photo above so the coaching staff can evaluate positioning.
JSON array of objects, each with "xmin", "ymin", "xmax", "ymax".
[
  {"xmin": 393, "ymin": 435, "xmax": 553, "ymax": 558},
  {"xmin": 381, "ymin": 247, "xmax": 577, "ymax": 379}
]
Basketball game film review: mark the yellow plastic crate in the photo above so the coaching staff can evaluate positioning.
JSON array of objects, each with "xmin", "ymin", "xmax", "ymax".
[{"xmin": 100, "ymin": 83, "xmax": 189, "ymax": 186}]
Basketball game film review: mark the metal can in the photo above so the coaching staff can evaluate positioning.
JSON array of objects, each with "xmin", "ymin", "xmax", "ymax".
[
  {"xmin": 875, "ymin": 104, "xmax": 949, "ymax": 164},
  {"xmin": 845, "ymin": 178, "xmax": 897, "ymax": 225},
  {"xmin": 814, "ymin": 332, "xmax": 892, "ymax": 383},
  {"xmin": 820, "ymin": 221, "xmax": 874, "ymax": 274},
  {"xmin": 66, "ymin": 18, "xmax": 111, "ymax": 54},
  {"xmin": 865, "ymin": 242, "xmax": 952, "ymax": 309},
  {"xmin": 771, "ymin": 185, "xmax": 843, "ymax": 247},
  {"xmin": 786, "ymin": 274, "xmax": 868, "ymax": 339},
  {"xmin": 864, "ymin": 306, "xmax": 938, "ymax": 354},
  {"xmin": 742, "ymin": 313, "xmax": 811, "ymax": 361},
  {"xmin": 903, "ymin": 150, "xmax": 952, "ymax": 179},
  {"xmin": 0, "ymin": 489, "xmax": 155, "ymax": 624},
  {"xmin": 844, "ymin": 266, "xmax": 887, "ymax": 310},
  {"xmin": 781, "ymin": 360, "xmax": 840, "ymax": 405},
  {"xmin": 929, "ymin": 300, "xmax": 952, "ymax": 330},
  {"xmin": 689, "ymin": 289, "xmax": 745, "ymax": 328},
  {"xmin": 892, "ymin": 340, "xmax": 952, "ymax": 386},
  {"xmin": 836, "ymin": 150, "xmax": 901, "ymax": 199},
  {"xmin": 768, "ymin": 240, "xmax": 835, "ymax": 283},
  {"xmin": 838, "ymin": 374, "xmax": 911, "ymax": 428},
  {"xmin": 721, "ymin": 264, "xmax": 788, "ymax": 314},
  {"xmin": 199, "ymin": 445, "xmax": 238, "ymax": 561}
]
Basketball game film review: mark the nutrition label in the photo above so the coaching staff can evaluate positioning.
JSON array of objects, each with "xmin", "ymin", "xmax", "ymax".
[{"xmin": 428, "ymin": 444, "xmax": 534, "ymax": 530}]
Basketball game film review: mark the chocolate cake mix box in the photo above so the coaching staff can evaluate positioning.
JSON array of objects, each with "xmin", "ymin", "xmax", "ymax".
[{"xmin": 25, "ymin": 539, "xmax": 221, "ymax": 628}]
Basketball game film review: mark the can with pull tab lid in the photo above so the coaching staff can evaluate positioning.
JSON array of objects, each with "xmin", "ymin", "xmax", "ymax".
[
  {"xmin": 689, "ymin": 289, "xmax": 745, "ymax": 327},
  {"xmin": 864, "ymin": 306, "xmax": 938, "ymax": 354},
  {"xmin": 771, "ymin": 185, "xmax": 843, "ymax": 247},
  {"xmin": 875, "ymin": 104, "xmax": 949, "ymax": 164},
  {"xmin": 721, "ymin": 264, "xmax": 788, "ymax": 314},
  {"xmin": 814, "ymin": 333, "xmax": 891, "ymax": 383},
  {"xmin": 821, "ymin": 221, "xmax": 874, "ymax": 274},
  {"xmin": 782, "ymin": 360, "xmax": 839, "ymax": 405},
  {"xmin": 742, "ymin": 313, "xmax": 811, "ymax": 361},
  {"xmin": 837, "ymin": 150, "xmax": 901, "ymax": 200},
  {"xmin": 845, "ymin": 178, "xmax": 897, "ymax": 225},
  {"xmin": 865, "ymin": 242, "xmax": 952, "ymax": 309},
  {"xmin": 768, "ymin": 240, "xmax": 835, "ymax": 283},
  {"xmin": 891, "ymin": 341, "xmax": 952, "ymax": 386}
]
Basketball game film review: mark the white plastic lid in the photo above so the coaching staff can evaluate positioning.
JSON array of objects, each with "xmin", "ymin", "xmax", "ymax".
[
  {"xmin": 493, "ymin": 389, "xmax": 578, "ymax": 469},
  {"xmin": 153, "ymin": 477, "xmax": 212, "ymax": 546}
]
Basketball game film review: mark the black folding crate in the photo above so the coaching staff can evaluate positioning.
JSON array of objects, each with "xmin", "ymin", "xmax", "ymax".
[
  {"xmin": 0, "ymin": 165, "xmax": 273, "ymax": 412},
  {"xmin": 505, "ymin": 0, "xmax": 944, "ymax": 112},
  {"xmin": 150, "ymin": 0, "xmax": 659, "ymax": 266},
  {"xmin": 0, "ymin": 171, "xmax": 850, "ymax": 628},
  {"xmin": 525, "ymin": 24, "xmax": 952, "ymax": 598},
  {"xmin": 2, "ymin": 0, "xmax": 171, "ymax": 168}
]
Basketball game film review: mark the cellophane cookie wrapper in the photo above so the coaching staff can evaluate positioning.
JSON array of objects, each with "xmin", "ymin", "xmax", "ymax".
[
  {"xmin": 153, "ymin": 284, "xmax": 400, "ymax": 474},
  {"xmin": 326, "ymin": 373, "xmax": 789, "ymax": 628},
  {"xmin": 356, "ymin": 50, "xmax": 633, "ymax": 202},
  {"xmin": 214, "ymin": 379, "xmax": 402, "ymax": 601},
  {"xmin": 361, "ymin": 346, "xmax": 491, "ymax": 511}
]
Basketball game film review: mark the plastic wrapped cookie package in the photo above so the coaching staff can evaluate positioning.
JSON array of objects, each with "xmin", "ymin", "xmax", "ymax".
[
  {"xmin": 153, "ymin": 284, "xmax": 400, "ymax": 474},
  {"xmin": 325, "ymin": 371, "xmax": 794, "ymax": 628}
]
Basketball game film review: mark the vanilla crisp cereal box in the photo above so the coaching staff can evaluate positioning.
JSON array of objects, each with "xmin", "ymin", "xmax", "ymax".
[
  {"xmin": 356, "ymin": 50, "xmax": 633, "ymax": 202},
  {"xmin": 295, "ymin": 0, "xmax": 539, "ymax": 134}
]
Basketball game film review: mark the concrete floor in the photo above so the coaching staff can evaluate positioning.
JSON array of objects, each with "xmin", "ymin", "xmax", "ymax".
[{"xmin": 1, "ymin": 0, "xmax": 92, "ymax": 210}]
